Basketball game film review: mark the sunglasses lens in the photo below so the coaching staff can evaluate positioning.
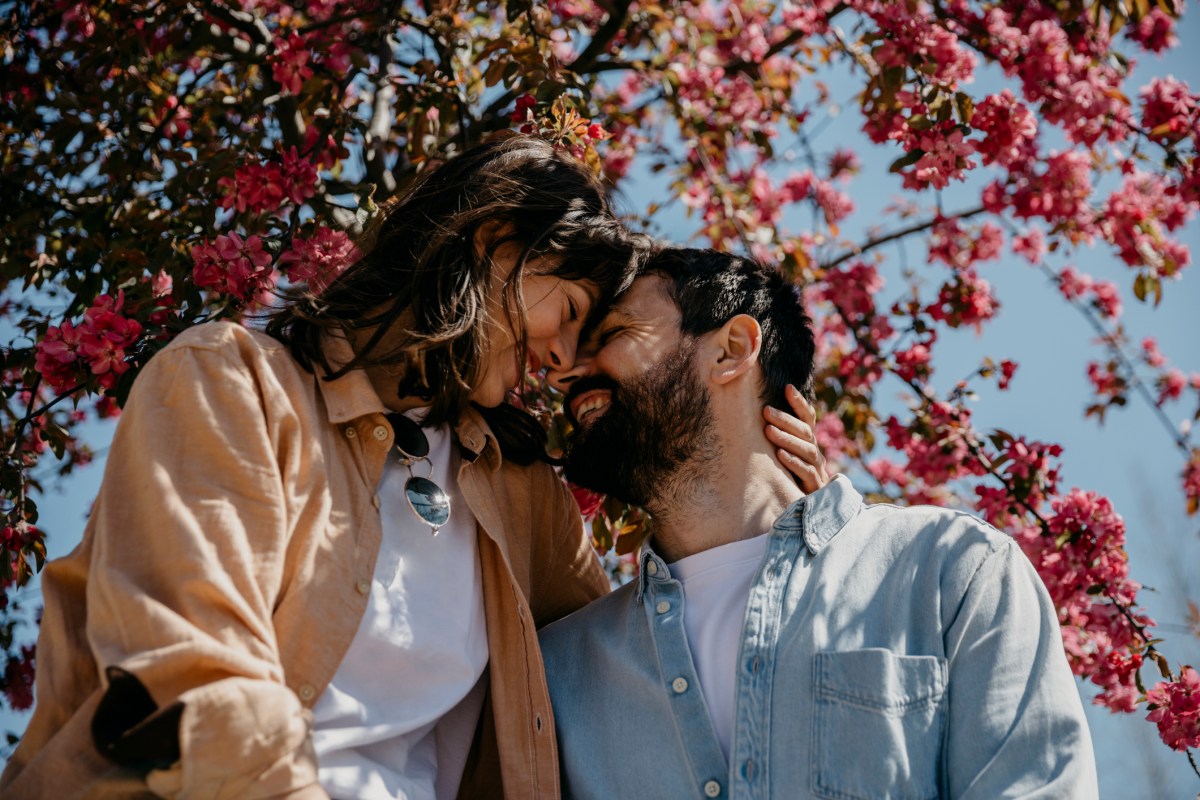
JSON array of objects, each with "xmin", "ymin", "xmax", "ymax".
[{"xmin": 405, "ymin": 476, "xmax": 451, "ymax": 532}]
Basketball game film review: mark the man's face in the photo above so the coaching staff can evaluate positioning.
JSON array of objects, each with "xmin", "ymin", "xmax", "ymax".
[{"xmin": 554, "ymin": 274, "xmax": 717, "ymax": 507}]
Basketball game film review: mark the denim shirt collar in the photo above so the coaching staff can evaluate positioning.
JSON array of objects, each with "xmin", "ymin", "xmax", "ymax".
[{"xmin": 637, "ymin": 475, "xmax": 863, "ymax": 602}]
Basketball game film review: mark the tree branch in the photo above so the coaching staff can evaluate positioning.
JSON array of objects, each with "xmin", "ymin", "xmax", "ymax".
[{"xmin": 819, "ymin": 206, "xmax": 986, "ymax": 270}]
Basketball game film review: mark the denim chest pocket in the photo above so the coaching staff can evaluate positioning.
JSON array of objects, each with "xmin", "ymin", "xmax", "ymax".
[{"xmin": 811, "ymin": 649, "xmax": 948, "ymax": 800}]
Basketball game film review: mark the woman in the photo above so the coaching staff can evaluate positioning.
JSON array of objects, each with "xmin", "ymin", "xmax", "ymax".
[{"xmin": 2, "ymin": 134, "xmax": 825, "ymax": 800}]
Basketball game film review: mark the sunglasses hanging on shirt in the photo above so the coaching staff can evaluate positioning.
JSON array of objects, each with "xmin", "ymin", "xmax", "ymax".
[{"xmin": 385, "ymin": 413, "xmax": 451, "ymax": 536}]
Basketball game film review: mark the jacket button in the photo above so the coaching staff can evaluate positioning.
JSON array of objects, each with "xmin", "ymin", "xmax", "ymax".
[
  {"xmin": 372, "ymin": 425, "xmax": 389, "ymax": 441},
  {"xmin": 298, "ymin": 684, "xmax": 316, "ymax": 702},
  {"xmin": 355, "ymin": 579, "xmax": 370, "ymax": 595},
  {"xmin": 372, "ymin": 494, "xmax": 381, "ymax": 509},
  {"xmin": 344, "ymin": 426, "xmax": 357, "ymax": 439}
]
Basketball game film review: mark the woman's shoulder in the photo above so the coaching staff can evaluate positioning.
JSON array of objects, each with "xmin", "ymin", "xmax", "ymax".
[{"xmin": 164, "ymin": 321, "xmax": 285, "ymax": 357}]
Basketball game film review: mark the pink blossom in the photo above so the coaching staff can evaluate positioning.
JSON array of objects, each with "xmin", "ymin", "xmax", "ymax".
[
  {"xmin": 34, "ymin": 293, "xmax": 143, "ymax": 394},
  {"xmin": 926, "ymin": 270, "xmax": 998, "ymax": 330},
  {"xmin": 272, "ymin": 32, "xmax": 313, "ymax": 95},
  {"xmin": 998, "ymin": 359, "xmax": 1018, "ymax": 390},
  {"xmin": 151, "ymin": 269, "xmax": 173, "ymax": 298},
  {"xmin": 1140, "ymin": 76, "xmax": 1198, "ymax": 144},
  {"xmin": 1008, "ymin": 151, "xmax": 1094, "ymax": 225},
  {"xmin": 1146, "ymin": 667, "xmax": 1200, "ymax": 751},
  {"xmin": 971, "ymin": 90, "xmax": 1038, "ymax": 168},
  {"xmin": 898, "ymin": 122, "xmax": 977, "ymax": 191},
  {"xmin": 813, "ymin": 413, "xmax": 848, "ymax": 466},
  {"xmin": 827, "ymin": 149, "xmax": 860, "ymax": 180},
  {"xmin": 1141, "ymin": 336, "xmax": 1166, "ymax": 367},
  {"xmin": 1087, "ymin": 361, "xmax": 1125, "ymax": 401},
  {"xmin": 1184, "ymin": 451, "xmax": 1200, "ymax": 515},
  {"xmin": 1157, "ymin": 369, "xmax": 1187, "ymax": 404},
  {"xmin": 570, "ymin": 484, "xmax": 603, "ymax": 521},
  {"xmin": 893, "ymin": 341, "xmax": 933, "ymax": 382},
  {"xmin": 1127, "ymin": 9, "xmax": 1179, "ymax": 53},
  {"xmin": 1011, "ymin": 228, "xmax": 1045, "ymax": 264},
  {"xmin": 279, "ymin": 147, "xmax": 319, "ymax": 205},
  {"xmin": 278, "ymin": 226, "xmax": 360, "ymax": 292},
  {"xmin": 192, "ymin": 233, "xmax": 275, "ymax": 303},
  {"xmin": 1099, "ymin": 171, "xmax": 1193, "ymax": 277}
]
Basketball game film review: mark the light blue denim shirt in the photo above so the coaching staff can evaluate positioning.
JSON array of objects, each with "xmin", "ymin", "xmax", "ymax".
[{"xmin": 539, "ymin": 476, "xmax": 1098, "ymax": 799}]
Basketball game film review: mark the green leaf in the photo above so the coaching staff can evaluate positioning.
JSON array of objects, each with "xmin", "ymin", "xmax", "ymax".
[{"xmin": 889, "ymin": 150, "xmax": 924, "ymax": 173}]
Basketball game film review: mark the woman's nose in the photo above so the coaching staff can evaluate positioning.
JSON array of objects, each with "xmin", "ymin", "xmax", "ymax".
[{"xmin": 548, "ymin": 352, "xmax": 593, "ymax": 393}]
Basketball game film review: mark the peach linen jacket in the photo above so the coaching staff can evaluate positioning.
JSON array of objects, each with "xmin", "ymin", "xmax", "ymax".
[{"xmin": 0, "ymin": 322, "xmax": 610, "ymax": 799}]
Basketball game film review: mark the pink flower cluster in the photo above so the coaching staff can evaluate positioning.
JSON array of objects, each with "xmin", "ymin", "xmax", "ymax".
[
  {"xmin": 1099, "ymin": 171, "xmax": 1192, "ymax": 278},
  {"xmin": 272, "ymin": 32, "xmax": 313, "ymax": 95},
  {"xmin": 1140, "ymin": 76, "xmax": 1198, "ymax": 144},
  {"xmin": 35, "ymin": 292, "xmax": 144, "ymax": 395},
  {"xmin": 192, "ymin": 232, "xmax": 276, "ymax": 303},
  {"xmin": 1057, "ymin": 266, "xmax": 1122, "ymax": 319},
  {"xmin": 1184, "ymin": 450, "xmax": 1200, "ymax": 516},
  {"xmin": 885, "ymin": 402, "xmax": 986, "ymax": 487},
  {"xmin": 1146, "ymin": 667, "xmax": 1200, "ymax": 751},
  {"xmin": 218, "ymin": 147, "xmax": 319, "ymax": 215},
  {"xmin": 869, "ymin": 2, "xmax": 977, "ymax": 86},
  {"xmin": 987, "ymin": 151, "xmax": 1093, "ymax": 227},
  {"xmin": 970, "ymin": 90, "xmax": 1038, "ymax": 169},
  {"xmin": 279, "ymin": 226, "xmax": 360, "ymax": 292}
]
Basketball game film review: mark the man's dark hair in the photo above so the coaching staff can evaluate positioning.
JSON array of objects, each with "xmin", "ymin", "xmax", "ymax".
[{"xmin": 643, "ymin": 247, "xmax": 815, "ymax": 410}]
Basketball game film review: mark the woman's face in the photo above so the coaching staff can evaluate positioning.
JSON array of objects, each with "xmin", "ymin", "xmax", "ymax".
[{"xmin": 470, "ymin": 251, "xmax": 601, "ymax": 408}]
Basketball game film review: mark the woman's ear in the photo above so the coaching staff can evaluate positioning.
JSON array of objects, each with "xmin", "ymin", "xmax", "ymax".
[{"xmin": 708, "ymin": 314, "xmax": 762, "ymax": 386}]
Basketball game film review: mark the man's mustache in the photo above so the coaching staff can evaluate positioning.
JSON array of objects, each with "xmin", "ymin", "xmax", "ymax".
[{"xmin": 563, "ymin": 374, "xmax": 621, "ymax": 428}]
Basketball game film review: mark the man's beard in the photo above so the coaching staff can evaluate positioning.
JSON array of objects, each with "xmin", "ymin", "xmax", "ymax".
[{"xmin": 563, "ymin": 341, "xmax": 718, "ymax": 509}]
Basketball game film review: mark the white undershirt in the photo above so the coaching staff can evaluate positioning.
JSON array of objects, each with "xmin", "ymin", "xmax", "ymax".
[
  {"xmin": 313, "ymin": 416, "xmax": 488, "ymax": 800},
  {"xmin": 669, "ymin": 533, "xmax": 770, "ymax": 762}
]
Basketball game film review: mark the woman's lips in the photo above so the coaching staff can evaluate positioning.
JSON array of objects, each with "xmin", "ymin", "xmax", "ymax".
[{"xmin": 527, "ymin": 350, "xmax": 543, "ymax": 374}]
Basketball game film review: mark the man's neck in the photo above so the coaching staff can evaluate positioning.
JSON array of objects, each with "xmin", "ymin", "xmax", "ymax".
[{"xmin": 647, "ymin": 447, "xmax": 803, "ymax": 563}]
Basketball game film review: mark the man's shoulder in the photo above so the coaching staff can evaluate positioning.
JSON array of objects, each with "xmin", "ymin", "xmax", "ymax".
[
  {"xmin": 831, "ymin": 495, "xmax": 1020, "ymax": 593},
  {"xmin": 539, "ymin": 579, "xmax": 639, "ymax": 658}
]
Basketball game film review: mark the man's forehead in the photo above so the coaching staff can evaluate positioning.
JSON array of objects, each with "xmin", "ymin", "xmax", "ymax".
[{"xmin": 611, "ymin": 273, "xmax": 676, "ymax": 320}]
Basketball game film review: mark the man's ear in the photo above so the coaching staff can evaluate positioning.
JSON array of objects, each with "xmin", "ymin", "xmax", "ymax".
[{"xmin": 708, "ymin": 314, "xmax": 762, "ymax": 386}]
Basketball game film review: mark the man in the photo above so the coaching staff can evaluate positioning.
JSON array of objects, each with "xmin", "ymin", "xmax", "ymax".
[{"xmin": 539, "ymin": 248, "xmax": 1098, "ymax": 799}]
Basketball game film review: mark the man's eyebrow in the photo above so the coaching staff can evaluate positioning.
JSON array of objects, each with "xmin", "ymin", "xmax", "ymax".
[{"xmin": 581, "ymin": 305, "xmax": 635, "ymax": 341}]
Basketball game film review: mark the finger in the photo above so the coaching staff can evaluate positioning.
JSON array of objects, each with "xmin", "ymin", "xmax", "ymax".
[
  {"xmin": 786, "ymin": 384, "xmax": 817, "ymax": 426},
  {"xmin": 765, "ymin": 423, "xmax": 822, "ymax": 465},
  {"xmin": 775, "ymin": 448, "xmax": 823, "ymax": 494},
  {"xmin": 763, "ymin": 405, "xmax": 815, "ymax": 444}
]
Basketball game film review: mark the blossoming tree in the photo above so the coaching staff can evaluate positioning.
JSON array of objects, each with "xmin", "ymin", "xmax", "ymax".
[{"xmin": 3, "ymin": 0, "xmax": 1199, "ymax": 776}]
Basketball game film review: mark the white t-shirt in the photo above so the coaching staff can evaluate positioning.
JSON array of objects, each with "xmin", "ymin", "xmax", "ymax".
[
  {"xmin": 669, "ymin": 533, "xmax": 770, "ymax": 761},
  {"xmin": 313, "ymin": 416, "xmax": 489, "ymax": 800}
]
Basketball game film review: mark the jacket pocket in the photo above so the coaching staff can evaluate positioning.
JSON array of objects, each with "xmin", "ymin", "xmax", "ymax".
[{"xmin": 811, "ymin": 649, "xmax": 947, "ymax": 800}]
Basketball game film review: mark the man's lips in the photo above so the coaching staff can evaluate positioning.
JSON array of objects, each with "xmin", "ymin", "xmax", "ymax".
[{"xmin": 569, "ymin": 389, "xmax": 611, "ymax": 427}]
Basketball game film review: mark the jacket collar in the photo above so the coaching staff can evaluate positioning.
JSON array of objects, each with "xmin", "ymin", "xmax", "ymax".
[
  {"xmin": 314, "ymin": 331, "xmax": 500, "ymax": 467},
  {"xmin": 636, "ymin": 475, "xmax": 863, "ymax": 600}
]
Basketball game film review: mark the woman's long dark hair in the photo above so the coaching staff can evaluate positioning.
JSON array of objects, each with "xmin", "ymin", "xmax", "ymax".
[{"xmin": 266, "ymin": 134, "xmax": 643, "ymax": 463}]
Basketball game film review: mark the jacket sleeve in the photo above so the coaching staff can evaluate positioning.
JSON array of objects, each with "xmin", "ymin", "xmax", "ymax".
[
  {"xmin": 84, "ymin": 339, "xmax": 329, "ymax": 800},
  {"xmin": 530, "ymin": 470, "xmax": 610, "ymax": 628},
  {"xmin": 941, "ymin": 536, "xmax": 1099, "ymax": 799}
]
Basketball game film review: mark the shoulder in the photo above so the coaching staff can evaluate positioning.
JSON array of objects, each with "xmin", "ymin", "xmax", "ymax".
[
  {"xmin": 158, "ymin": 322, "xmax": 287, "ymax": 363},
  {"xmin": 539, "ymin": 580, "xmax": 637, "ymax": 659},
  {"xmin": 843, "ymin": 501, "xmax": 1024, "ymax": 597}
]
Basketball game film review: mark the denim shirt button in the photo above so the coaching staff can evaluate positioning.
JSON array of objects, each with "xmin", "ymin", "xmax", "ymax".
[
  {"xmin": 703, "ymin": 779, "xmax": 721, "ymax": 797},
  {"xmin": 656, "ymin": 600, "xmax": 670, "ymax": 614},
  {"xmin": 672, "ymin": 676, "xmax": 689, "ymax": 694},
  {"xmin": 646, "ymin": 561, "xmax": 659, "ymax": 576}
]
